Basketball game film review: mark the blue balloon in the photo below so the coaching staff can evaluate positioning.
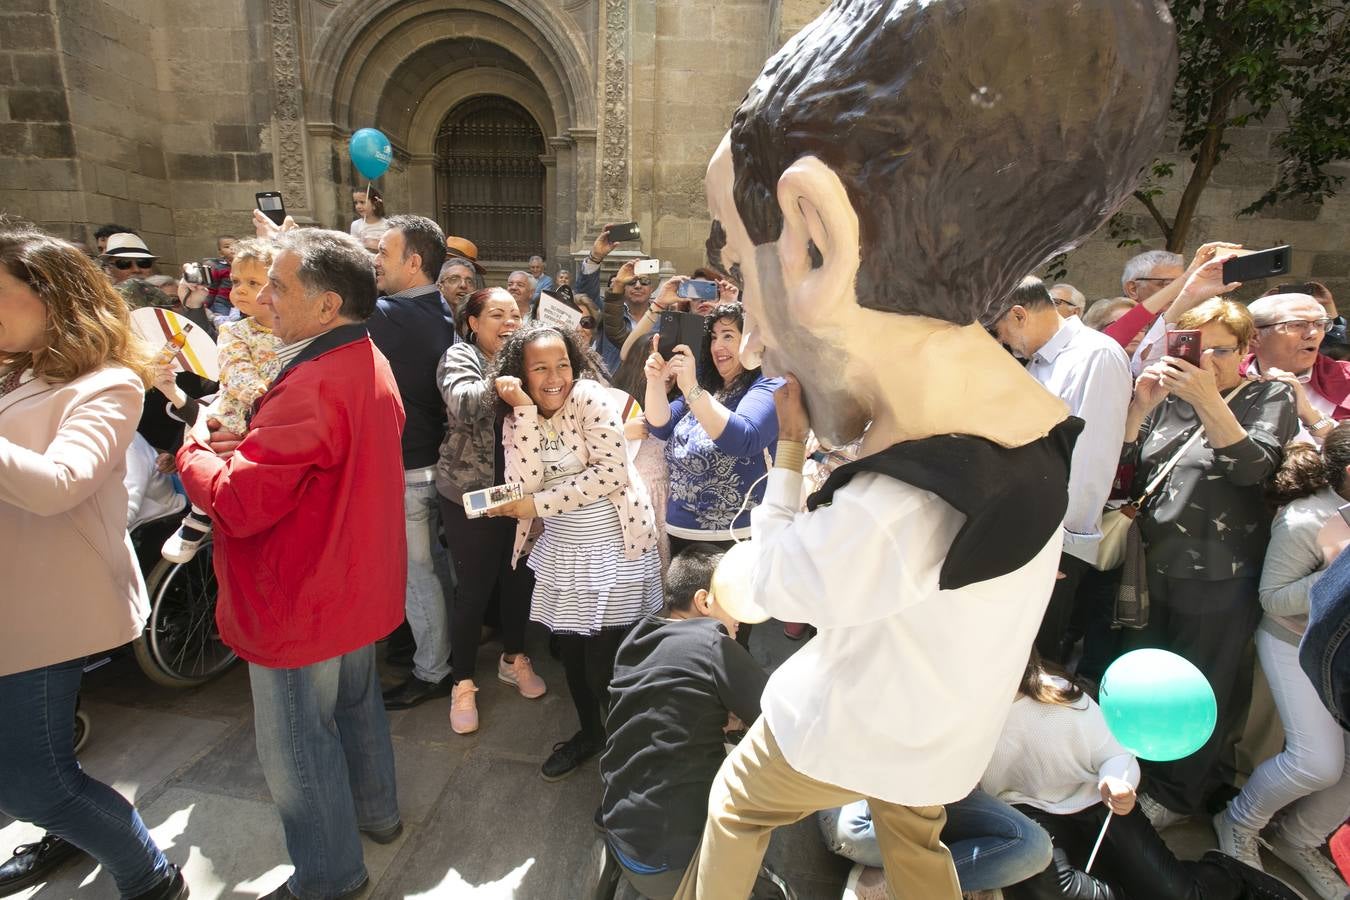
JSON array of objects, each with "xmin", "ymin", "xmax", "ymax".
[
  {"xmin": 349, "ymin": 128, "xmax": 392, "ymax": 180},
  {"xmin": 1099, "ymin": 649, "xmax": 1217, "ymax": 762}
]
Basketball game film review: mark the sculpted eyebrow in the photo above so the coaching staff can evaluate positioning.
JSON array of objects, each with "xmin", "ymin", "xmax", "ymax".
[{"xmin": 705, "ymin": 220, "xmax": 727, "ymax": 273}]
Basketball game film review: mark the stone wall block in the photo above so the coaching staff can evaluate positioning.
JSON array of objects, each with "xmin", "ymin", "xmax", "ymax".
[
  {"xmin": 1208, "ymin": 159, "xmax": 1274, "ymax": 189},
  {"xmin": 95, "ymin": 163, "xmax": 128, "ymax": 199},
  {"xmin": 0, "ymin": 124, "xmax": 25, "ymax": 156},
  {"xmin": 8, "ymin": 89, "xmax": 69, "ymax": 123},
  {"xmin": 234, "ymin": 151, "xmax": 274, "ymax": 182},
  {"xmin": 0, "ymin": 14, "xmax": 57, "ymax": 52},
  {"xmin": 0, "ymin": 54, "xmax": 14, "ymax": 87},
  {"xmin": 1255, "ymin": 197, "xmax": 1321, "ymax": 222},
  {"xmin": 167, "ymin": 152, "xmax": 236, "ymax": 181},
  {"xmin": 14, "ymin": 54, "xmax": 63, "ymax": 90},
  {"xmin": 1313, "ymin": 253, "xmax": 1350, "ymax": 279},
  {"xmin": 13, "ymin": 157, "xmax": 76, "ymax": 190},
  {"xmin": 29, "ymin": 122, "xmax": 75, "ymax": 157},
  {"xmin": 138, "ymin": 143, "xmax": 167, "ymax": 179},
  {"xmin": 213, "ymin": 123, "xmax": 259, "ymax": 153}
]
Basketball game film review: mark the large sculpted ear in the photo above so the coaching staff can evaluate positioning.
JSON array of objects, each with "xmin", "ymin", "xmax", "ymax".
[{"xmin": 775, "ymin": 156, "xmax": 861, "ymax": 326}]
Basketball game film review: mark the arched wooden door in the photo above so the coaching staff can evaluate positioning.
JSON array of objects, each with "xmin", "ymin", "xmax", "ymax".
[{"xmin": 434, "ymin": 95, "xmax": 545, "ymax": 263}]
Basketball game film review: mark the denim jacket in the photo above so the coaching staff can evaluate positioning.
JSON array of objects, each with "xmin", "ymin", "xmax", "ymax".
[{"xmin": 1300, "ymin": 547, "xmax": 1350, "ymax": 730}]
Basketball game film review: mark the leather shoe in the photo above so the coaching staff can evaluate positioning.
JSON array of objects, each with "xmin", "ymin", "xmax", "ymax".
[
  {"xmin": 382, "ymin": 675, "xmax": 452, "ymax": 710},
  {"xmin": 128, "ymin": 864, "xmax": 188, "ymax": 900},
  {"xmin": 0, "ymin": 833, "xmax": 89, "ymax": 897}
]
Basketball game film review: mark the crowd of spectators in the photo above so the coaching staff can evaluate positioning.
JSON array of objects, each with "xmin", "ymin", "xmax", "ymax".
[{"xmin": 3, "ymin": 204, "xmax": 1350, "ymax": 900}]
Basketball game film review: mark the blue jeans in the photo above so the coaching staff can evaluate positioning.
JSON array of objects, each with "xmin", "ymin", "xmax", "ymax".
[
  {"xmin": 818, "ymin": 789, "xmax": 1053, "ymax": 893},
  {"xmin": 0, "ymin": 658, "xmax": 171, "ymax": 897},
  {"xmin": 404, "ymin": 470, "xmax": 454, "ymax": 684},
  {"xmin": 249, "ymin": 644, "xmax": 400, "ymax": 900}
]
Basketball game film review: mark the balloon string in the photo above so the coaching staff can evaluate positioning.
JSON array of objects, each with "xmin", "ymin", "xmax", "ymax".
[{"xmin": 1084, "ymin": 810, "xmax": 1112, "ymax": 874}]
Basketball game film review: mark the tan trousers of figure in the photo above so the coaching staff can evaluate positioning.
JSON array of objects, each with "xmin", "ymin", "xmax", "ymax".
[{"xmin": 673, "ymin": 717, "xmax": 962, "ymax": 900}]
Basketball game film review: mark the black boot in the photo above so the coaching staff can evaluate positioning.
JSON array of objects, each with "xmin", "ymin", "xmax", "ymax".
[{"xmin": 1201, "ymin": 850, "xmax": 1303, "ymax": 900}]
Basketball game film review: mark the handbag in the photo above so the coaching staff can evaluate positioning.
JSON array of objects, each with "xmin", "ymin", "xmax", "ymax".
[{"xmin": 1107, "ymin": 384, "xmax": 1245, "ymax": 627}]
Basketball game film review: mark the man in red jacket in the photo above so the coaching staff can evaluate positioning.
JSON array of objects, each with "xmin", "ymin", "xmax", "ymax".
[{"xmin": 178, "ymin": 228, "xmax": 407, "ymax": 900}]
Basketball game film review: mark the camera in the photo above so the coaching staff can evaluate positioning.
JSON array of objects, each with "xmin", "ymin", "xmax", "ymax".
[{"xmin": 182, "ymin": 259, "xmax": 224, "ymax": 290}]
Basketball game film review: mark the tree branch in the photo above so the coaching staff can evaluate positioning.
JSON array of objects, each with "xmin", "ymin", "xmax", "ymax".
[{"xmin": 1134, "ymin": 190, "xmax": 1173, "ymax": 246}]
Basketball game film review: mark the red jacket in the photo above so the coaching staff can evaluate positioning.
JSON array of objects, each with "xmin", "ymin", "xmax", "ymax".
[{"xmin": 177, "ymin": 325, "xmax": 407, "ymax": 668}]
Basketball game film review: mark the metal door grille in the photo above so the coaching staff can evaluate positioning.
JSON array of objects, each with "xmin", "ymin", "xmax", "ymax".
[{"xmin": 435, "ymin": 96, "xmax": 545, "ymax": 262}]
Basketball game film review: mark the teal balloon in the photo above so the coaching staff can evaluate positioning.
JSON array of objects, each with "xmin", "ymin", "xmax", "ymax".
[
  {"xmin": 1099, "ymin": 649, "xmax": 1217, "ymax": 762},
  {"xmin": 349, "ymin": 128, "xmax": 392, "ymax": 180}
]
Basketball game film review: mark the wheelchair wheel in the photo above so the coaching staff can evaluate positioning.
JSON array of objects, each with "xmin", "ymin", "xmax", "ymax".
[
  {"xmin": 73, "ymin": 710, "xmax": 91, "ymax": 754},
  {"xmin": 133, "ymin": 541, "xmax": 237, "ymax": 687}
]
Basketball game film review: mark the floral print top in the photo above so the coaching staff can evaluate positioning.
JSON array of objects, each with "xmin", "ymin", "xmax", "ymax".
[
  {"xmin": 210, "ymin": 316, "xmax": 283, "ymax": 434},
  {"xmin": 1122, "ymin": 380, "xmax": 1298, "ymax": 580}
]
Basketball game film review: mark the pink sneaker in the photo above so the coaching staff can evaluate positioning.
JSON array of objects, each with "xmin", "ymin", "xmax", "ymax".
[
  {"xmin": 449, "ymin": 680, "xmax": 479, "ymax": 734},
  {"xmin": 498, "ymin": 654, "xmax": 547, "ymax": 699}
]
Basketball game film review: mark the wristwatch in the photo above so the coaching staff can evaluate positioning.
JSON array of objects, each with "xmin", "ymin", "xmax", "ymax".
[{"xmin": 1312, "ymin": 416, "xmax": 1337, "ymax": 433}]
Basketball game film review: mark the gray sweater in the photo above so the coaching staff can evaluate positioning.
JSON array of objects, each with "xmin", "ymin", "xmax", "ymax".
[{"xmin": 1259, "ymin": 485, "xmax": 1344, "ymax": 645}]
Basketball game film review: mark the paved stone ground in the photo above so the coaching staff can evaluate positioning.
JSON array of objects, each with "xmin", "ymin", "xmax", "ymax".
[{"xmin": 0, "ymin": 624, "xmax": 1319, "ymax": 899}]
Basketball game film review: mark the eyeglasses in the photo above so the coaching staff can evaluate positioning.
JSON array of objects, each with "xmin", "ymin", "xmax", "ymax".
[
  {"xmin": 630, "ymin": 278, "xmax": 650, "ymax": 287},
  {"xmin": 112, "ymin": 258, "xmax": 156, "ymax": 270},
  {"xmin": 1260, "ymin": 318, "xmax": 1334, "ymax": 336},
  {"xmin": 1208, "ymin": 346, "xmax": 1241, "ymax": 357},
  {"xmin": 1273, "ymin": 283, "xmax": 1320, "ymax": 296},
  {"xmin": 578, "ymin": 316, "xmax": 596, "ymax": 329},
  {"xmin": 1132, "ymin": 277, "xmax": 1173, "ymax": 284},
  {"xmin": 1051, "ymin": 298, "xmax": 1079, "ymax": 310}
]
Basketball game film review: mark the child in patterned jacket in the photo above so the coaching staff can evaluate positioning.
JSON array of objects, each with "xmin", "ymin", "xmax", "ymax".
[{"xmin": 158, "ymin": 239, "xmax": 283, "ymax": 562}]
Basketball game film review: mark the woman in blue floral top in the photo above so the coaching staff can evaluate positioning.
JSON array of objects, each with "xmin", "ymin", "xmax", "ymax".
[{"xmin": 644, "ymin": 302, "xmax": 783, "ymax": 555}]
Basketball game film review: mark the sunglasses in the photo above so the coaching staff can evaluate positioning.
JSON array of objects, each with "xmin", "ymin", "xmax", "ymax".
[
  {"xmin": 578, "ymin": 316, "xmax": 596, "ymax": 329},
  {"xmin": 112, "ymin": 258, "xmax": 156, "ymax": 270},
  {"xmin": 630, "ymin": 278, "xmax": 651, "ymax": 287},
  {"xmin": 1273, "ymin": 283, "xmax": 1320, "ymax": 296}
]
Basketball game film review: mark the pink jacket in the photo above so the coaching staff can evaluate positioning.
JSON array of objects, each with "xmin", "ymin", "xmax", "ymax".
[
  {"xmin": 502, "ymin": 378, "xmax": 657, "ymax": 567},
  {"xmin": 0, "ymin": 365, "xmax": 148, "ymax": 677}
]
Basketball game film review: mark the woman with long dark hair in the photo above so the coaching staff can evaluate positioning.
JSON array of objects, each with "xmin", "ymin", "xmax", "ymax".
[
  {"xmin": 0, "ymin": 230, "xmax": 185, "ymax": 899},
  {"xmin": 643, "ymin": 302, "xmax": 782, "ymax": 553},
  {"xmin": 487, "ymin": 322, "xmax": 662, "ymax": 781},
  {"xmin": 435, "ymin": 287, "xmax": 543, "ymax": 736}
]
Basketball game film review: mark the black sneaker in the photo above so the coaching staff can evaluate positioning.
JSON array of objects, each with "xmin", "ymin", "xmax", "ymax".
[
  {"xmin": 750, "ymin": 865, "xmax": 795, "ymax": 900},
  {"xmin": 541, "ymin": 731, "xmax": 602, "ymax": 782},
  {"xmin": 0, "ymin": 834, "xmax": 89, "ymax": 897}
]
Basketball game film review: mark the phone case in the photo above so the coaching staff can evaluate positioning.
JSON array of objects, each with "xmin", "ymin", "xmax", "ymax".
[{"xmin": 1222, "ymin": 245, "xmax": 1291, "ymax": 284}]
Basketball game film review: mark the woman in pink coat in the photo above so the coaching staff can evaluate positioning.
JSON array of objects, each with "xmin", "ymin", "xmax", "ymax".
[{"xmin": 0, "ymin": 230, "xmax": 185, "ymax": 899}]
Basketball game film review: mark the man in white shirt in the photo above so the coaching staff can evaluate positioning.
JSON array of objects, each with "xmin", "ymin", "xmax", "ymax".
[
  {"xmin": 985, "ymin": 277, "xmax": 1133, "ymax": 662},
  {"xmin": 671, "ymin": 1, "xmax": 1177, "ymax": 898},
  {"xmin": 1049, "ymin": 283, "xmax": 1086, "ymax": 318}
]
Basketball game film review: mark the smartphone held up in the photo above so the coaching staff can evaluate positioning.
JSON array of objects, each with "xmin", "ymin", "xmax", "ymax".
[{"xmin": 1166, "ymin": 329, "xmax": 1203, "ymax": 366}]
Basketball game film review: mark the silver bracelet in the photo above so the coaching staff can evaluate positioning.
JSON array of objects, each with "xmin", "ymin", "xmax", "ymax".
[
  {"xmin": 686, "ymin": 385, "xmax": 706, "ymax": 404},
  {"xmin": 1312, "ymin": 416, "xmax": 1337, "ymax": 433}
]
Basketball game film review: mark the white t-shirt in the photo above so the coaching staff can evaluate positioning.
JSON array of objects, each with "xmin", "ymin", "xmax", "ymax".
[
  {"xmin": 349, "ymin": 217, "xmax": 389, "ymax": 246},
  {"xmin": 750, "ymin": 467, "xmax": 1062, "ymax": 806}
]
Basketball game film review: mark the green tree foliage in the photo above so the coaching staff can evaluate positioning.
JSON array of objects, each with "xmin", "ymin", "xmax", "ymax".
[{"xmin": 1113, "ymin": 0, "xmax": 1349, "ymax": 253}]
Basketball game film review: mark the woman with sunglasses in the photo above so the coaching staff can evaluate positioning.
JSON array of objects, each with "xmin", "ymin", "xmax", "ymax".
[{"xmin": 1121, "ymin": 298, "xmax": 1299, "ymax": 832}]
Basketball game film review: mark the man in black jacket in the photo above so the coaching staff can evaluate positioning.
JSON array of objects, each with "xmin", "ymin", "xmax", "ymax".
[{"xmin": 368, "ymin": 215, "xmax": 458, "ymax": 709}]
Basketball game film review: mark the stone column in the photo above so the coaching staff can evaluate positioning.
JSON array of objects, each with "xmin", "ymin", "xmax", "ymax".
[
  {"xmin": 597, "ymin": 0, "xmax": 632, "ymax": 223},
  {"xmin": 267, "ymin": 0, "xmax": 314, "ymax": 217},
  {"xmin": 409, "ymin": 153, "xmax": 437, "ymax": 221}
]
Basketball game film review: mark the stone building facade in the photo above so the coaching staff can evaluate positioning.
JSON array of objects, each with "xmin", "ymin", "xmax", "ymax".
[{"xmin": 0, "ymin": 0, "xmax": 1345, "ymax": 302}]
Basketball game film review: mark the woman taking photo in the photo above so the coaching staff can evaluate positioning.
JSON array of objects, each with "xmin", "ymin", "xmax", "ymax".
[
  {"xmin": 1121, "ymin": 298, "xmax": 1298, "ymax": 830},
  {"xmin": 436, "ymin": 287, "xmax": 542, "ymax": 735},
  {"xmin": 0, "ymin": 230, "xmax": 185, "ymax": 899},
  {"xmin": 1212, "ymin": 426, "xmax": 1350, "ymax": 899},
  {"xmin": 487, "ymin": 323, "xmax": 661, "ymax": 781},
  {"xmin": 644, "ymin": 302, "xmax": 782, "ymax": 552}
]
